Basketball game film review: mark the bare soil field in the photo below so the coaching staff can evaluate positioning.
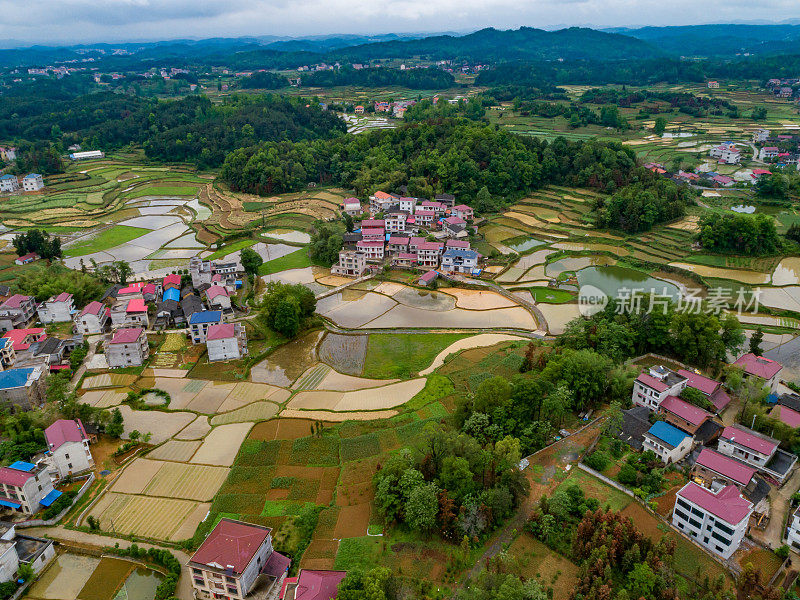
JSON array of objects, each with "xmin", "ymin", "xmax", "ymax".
[
  {"xmin": 210, "ymin": 401, "xmax": 280, "ymax": 426},
  {"xmin": 147, "ymin": 440, "xmax": 202, "ymax": 463},
  {"xmin": 288, "ymin": 378, "xmax": 426, "ymax": 411},
  {"xmin": 190, "ymin": 423, "xmax": 252, "ymax": 466},
  {"xmin": 175, "ymin": 415, "xmax": 211, "ymax": 440},
  {"xmin": 439, "ymin": 288, "xmax": 517, "ymax": 309},
  {"xmin": 116, "ymin": 405, "xmax": 196, "ymax": 444},
  {"xmin": 279, "ymin": 409, "xmax": 397, "ymax": 421},
  {"xmin": 79, "ymin": 389, "xmax": 129, "ymax": 408},
  {"xmin": 249, "ymin": 418, "xmax": 329, "ymax": 441},
  {"xmin": 82, "ymin": 373, "xmax": 137, "ymax": 389}
]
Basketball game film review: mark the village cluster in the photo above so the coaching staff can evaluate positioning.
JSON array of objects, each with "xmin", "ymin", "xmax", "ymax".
[
  {"xmin": 618, "ymin": 355, "xmax": 800, "ymax": 561},
  {"xmin": 332, "ymin": 191, "xmax": 480, "ymax": 286}
]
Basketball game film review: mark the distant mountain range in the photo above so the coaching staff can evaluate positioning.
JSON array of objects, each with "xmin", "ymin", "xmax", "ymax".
[{"xmin": 4, "ymin": 24, "xmax": 800, "ymax": 70}]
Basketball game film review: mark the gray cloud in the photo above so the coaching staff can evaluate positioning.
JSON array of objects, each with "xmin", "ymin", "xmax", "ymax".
[{"xmin": 0, "ymin": 0, "xmax": 798, "ymax": 45}]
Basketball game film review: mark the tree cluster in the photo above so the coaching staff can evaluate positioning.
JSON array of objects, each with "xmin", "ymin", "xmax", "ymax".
[
  {"xmin": 591, "ymin": 178, "xmax": 692, "ymax": 233},
  {"xmin": 309, "ymin": 222, "xmax": 344, "ymax": 266},
  {"xmin": 302, "ymin": 66, "xmax": 455, "ymax": 89},
  {"xmin": 697, "ymin": 212, "xmax": 780, "ymax": 255},
  {"xmin": 238, "ymin": 71, "xmax": 288, "ymax": 89},
  {"xmin": 15, "ymin": 265, "xmax": 104, "ymax": 306},
  {"xmin": 258, "ymin": 282, "xmax": 316, "ymax": 338},
  {"xmin": 12, "ymin": 229, "xmax": 61, "ymax": 260}
]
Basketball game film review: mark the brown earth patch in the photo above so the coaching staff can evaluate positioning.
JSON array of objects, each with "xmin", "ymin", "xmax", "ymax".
[{"xmin": 333, "ymin": 503, "xmax": 371, "ymax": 538}]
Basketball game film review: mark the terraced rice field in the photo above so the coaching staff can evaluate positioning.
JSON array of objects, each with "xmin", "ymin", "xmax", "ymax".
[{"xmin": 210, "ymin": 401, "xmax": 281, "ymax": 426}]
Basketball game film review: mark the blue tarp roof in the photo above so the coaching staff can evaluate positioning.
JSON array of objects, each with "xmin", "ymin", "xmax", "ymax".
[
  {"xmin": 163, "ymin": 287, "xmax": 181, "ymax": 302},
  {"xmin": 8, "ymin": 461, "xmax": 35, "ymax": 472},
  {"xmin": 647, "ymin": 421, "xmax": 689, "ymax": 448},
  {"xmin": 0, "ymin": 498, "xmax": 20, "ymax": 509},
  {"xmin": 189, "ymin": 310, "xmax": 222, "ymax": 325},
  {"xmin": 39, "ymin": 489, "xmax": 62, "ymax": 507},
  {"xmin": 0, "ymin": 368, "xmax": 34, "ymax": 390}
]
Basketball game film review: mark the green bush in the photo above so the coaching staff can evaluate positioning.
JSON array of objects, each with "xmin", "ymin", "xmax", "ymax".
[{"xmin": 584, "ymin": 450, "xmax": 610, "ymax": 472}]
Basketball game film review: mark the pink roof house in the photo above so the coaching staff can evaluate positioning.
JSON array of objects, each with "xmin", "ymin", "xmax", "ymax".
[
  {"xmin": 677, "ymin": 482, "xmax": 752, "ymax": 525},
  {"xmin": 694, "ymin": 448, "xmax": 756, "ymax": 487},
  {"xmin": 283, "ymin": 570, "xmax": 347, "ymax": 600}
]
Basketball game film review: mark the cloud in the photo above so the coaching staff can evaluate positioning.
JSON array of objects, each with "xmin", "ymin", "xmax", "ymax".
[{"xmin": 0, "ymin": 0, "xmax": 798, "ymax": 44}]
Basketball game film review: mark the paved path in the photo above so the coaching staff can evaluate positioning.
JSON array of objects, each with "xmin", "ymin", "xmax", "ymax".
[
  {"xmin": 751, "ymin": 467, "xmax": 800, "ymax": 549},
  {"xmin": 314, "ymin": 273, "xmax": 374, "ymax": 300},
  {"xmin": 28, "ymin": 526, "xmax": 193, "ymax": 600}
]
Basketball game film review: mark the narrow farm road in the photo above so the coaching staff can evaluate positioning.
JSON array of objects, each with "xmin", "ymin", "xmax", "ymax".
[
  {"xmin": 28, "ymin": 526, "xmax": 193, "ymax": 600},
  {"xmin": 751, "ymin": 467, "xmax": 800, "ymax": 550},
  {"xmin": 458, "ymin": 417, "xmax": 604, "ymax": 589}
]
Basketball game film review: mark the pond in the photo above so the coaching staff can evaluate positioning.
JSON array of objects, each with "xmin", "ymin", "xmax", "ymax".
[
  {"xmin": 576, "ymin": 266, "xmax": 681, "ymax": 303},
  {"xmin": 113, "ymin": 567, "xmax": 163, "ymax": 600},
  {"xmin": 731, "ymin": 205, "xmax": 756, "ymax": 214},
  {"xmin": 507, "ymin": 237, "xmax": 546, "ymax": 253},
  {"xmin": 546, "ymin": 256, "xmax": 615, "ymax": 278}
]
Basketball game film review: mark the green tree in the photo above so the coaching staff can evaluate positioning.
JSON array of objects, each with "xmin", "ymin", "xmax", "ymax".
[
  {"xmin": 309, "ymin": 222, "xmax": 344, "ymax": 266},
  {"xmin": 240, "ymin": 247, "xmax": 263, "ymax": 276},
  {"xmin": 653, "ymin": 116, "xmax": 667, "ymax": 136},
  {"xmin": 405, "ymin": 482, "xmax": 439, "ymax": 531},
  {"xmin": 473, "ymin": 376, "xmax": 512, "ymax": 413},
  {"xmin": 273, "ymin": 297, "xmax": 301, "ymax": 338},
  {"xmin": 107, "ymin": 408, "xmax": 124, "ymax": 438},
  {"xmin": 626, "ymin": 562, "xmax": 658, "ymax": 599},
  {"xmin": 749, "ymin": 327, "xmax": 764, "ymax": 356}
]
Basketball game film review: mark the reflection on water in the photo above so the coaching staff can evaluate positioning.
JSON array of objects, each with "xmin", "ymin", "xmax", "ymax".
[
  {"xmin": 772, "ymin": 258, "xmax": 800, "ymax": 286},
  {"xmin": 577, "ymin": 266, "xmax": 681, "ymax": 302},
  {"xmin": 508, "ymin": 238, "xmax": 546, "ymax": 253},
  {"xmin": 546, "ymin": 256, "xmax": 614, "ymax": 278},
  {"xmin": 113, "ymin": 567, "xmax": 164, "ymax": 600}
]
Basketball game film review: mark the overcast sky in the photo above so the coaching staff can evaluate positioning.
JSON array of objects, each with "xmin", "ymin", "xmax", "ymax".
[{"xmin": 0, "ymin": 0, "xmax": 799, "ymax": 46}]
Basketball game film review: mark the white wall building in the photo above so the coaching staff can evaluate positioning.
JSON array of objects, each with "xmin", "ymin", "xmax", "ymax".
[
  {"xmin": 43, "ymin": 419, "xmax": 94, "ymax": 479},
  {"xmin": 74, "ymin": 301, "xmax": 109, "ymax": 335},
  {"xmin": 206, "ymin": 323, "xmax": 248, "ymax": 362},
  {"xmin": 331, "ymin": 250, "xmax": 367, "ymax": 278},
  {"xmin": 631, "ymin": 366, "xmax": 688, "ymax": 411},
  {"xmin": 37, "ymin": 293, "xmax": 74, "ymax": 324},
  {"xmin": 710, "ymin": 143, "xmax": 741, "ymax": 165},
  {"xmin": 0, "ymin": 175, "xmax": 18, "ymax": 193},
  {"xmin": 105, "ymin": 327, "xmax": 149, "ymax": 368},
  {"xmin": 642, "ymin": 421, "xmax": 692, "ymax": 465},
  {"xmin": 672, "ymin": 482, "xmax": 752, "ymax": 559},
  {"xmin": 21, "ymin": 174, "xmax": 44, "ymax": 191}
]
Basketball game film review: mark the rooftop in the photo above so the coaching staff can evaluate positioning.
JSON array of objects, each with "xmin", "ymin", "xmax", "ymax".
[
  {"xmin": 110, "ymin": 328, "xmax": 143, "ymax": 345},
  {"xmin": 45, "ymin": 419, "xmax": 89, "ymax": 451},
  {"xmin": 695, "ymin": 448, "xmax": 756, "ymax": 486},
  {"xmin": 291, "ymin": 570, "xmax": 348, "ymax": 600},
  {"xmin": 677, "ymin": 369, "xmax": 721, "ymax": 396},
  {"xmin": 645, "ymin": 420, "xmax": 689, "ymax": 449},
  {"xmin": 189, "ymin": 310, "xmax": 222, "ymax": 325},
  {"xmin": 207, "ymin": 323, "xmax": 235, "ymax": 341},
  {"xmin": 126, "ymin": 298, "xmax": 146, "ymax": 313},
  {"xmin": 206, "ymin": 286, "xmax": 229, "ymax": 300},
  {"xmin": 776, "ymin": 405, "xmax": 800, "ymax": 428},
  {"xmin": 0, "ymin": 463, "xmax": 36, "ymax": 487},
  {"xmin": 722, "ymin": 425, "xmax": 778, "ymax": 456},
  {"xmin": 677, "ymin": 482, "xmax": 752, "ymax": 525},
  {"xmin": 0, "ymin": 368, "xmax": 35, "ymax": 390},
  {"xmin": 659, "ymin": 395, "xmax": 711, "ymax": 426},
  {"xmin": 79, "ymin": 301, "xmax": 105, "ymax": 317},
  {"xmin": 3, "ymin": 328, "xmax": 45, "ymax": 351},
  {"xmin": 50, "ymin": 292, "xmax": 72, "ymax": 304},
  {"xmin": 1, "ymin": 294, "xmax": 31, "ymax": 309},
  {"xmin": 734, "ymin": 353, "xmax": 782, "ymax": 380},
  {"xmin": 191, "ymin": 518, "xmax": 272, "ymax": 575}
]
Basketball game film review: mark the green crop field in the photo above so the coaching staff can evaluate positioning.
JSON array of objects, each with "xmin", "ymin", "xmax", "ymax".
[{"xmin": 63, "ymin": 225, "xmax": 151, "ymax": 257}]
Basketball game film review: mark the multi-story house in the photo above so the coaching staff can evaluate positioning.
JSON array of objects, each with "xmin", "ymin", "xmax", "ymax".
[
  {"xmin": 733, "ymin": 353, "xmax": 782, "ymax": 393},
  {"xmin": 189, "ymin": 518, "xmax": 290, "ymax": 600},
  {"xmin": 642, "ymin": 421, "xmax": 692, "ymax": 464},
  {"xmin": 0, "ymin": 462, "xmax": 57, "ymax": 514},
  {"xmin": 760, "ymin": 146, "xmax": 780, "ymax": 161},
  {"xmin": 692, "ymin": 448, "xmax": 769, "ymax": 520},
  {"xmin": 0, "ymin": 295, "xmax": 37, "ymax": 332},
  {"xmin": 37, "ymin": 293, "xmax": 75, "ymax": 324},
  {"xmin": 0, "ymin": 175, "xmax": 19, "ymax": 194},
  {"xmin": 205, "ymin": 286, "xmax": 232, "ymax": 312},
  {"xmin": 753, "ymin": 129, "xmax": 770, "ymax": 143},
  {"xmin": 330, "ymin": 251, "xmax": 367, "ymax": 278},
  {"xmin": 451, "ymin": 204, "xmax": 474, "ymax": 220},
  {"xmin": 414, "ymin": 208, "xmax": 435, "ymax": 227},
  {"xmin": 21, "ymin": 174, "xmax": 44, "ymax": 192},
  {"xmin": 676, "ymin": 369, "xmax": 731, "ymax": 412},
  {"xmin": 672, "ymin": 482, "xmax": 752, "ymax": 559},
  {"xmin": 657, "ymin": 395, "xmax": 715, "ymax": 437},
  {"xmin": 0, "ymin": 338, "xmax": 14, "ymax": 370},
  {"xmin": 74, "ymin": 301, "xmax": 110, "ymax": 335},
  {"xmin": 442, "ymin": 216, "xmax": 467, "ymax": 238},
  {"xmin": 398, "ymin": 197, "xmax": 417, "ymax": 213},
  {"xmin": 189, "ymin": 311, "xmax": 223, "ymax": 344},
  {"xmin": 360, "ymin": 228, "xmax": 384, "ymax": 242},
  {"xmin": 631, "ymin": 366, "xmax": 688, "ymax": 411},
  {"xmin": 440, "ymin": 248, "xmax": 479, "ymax": 274},
  {"xmin": 361, "ymin": 219, "xmax": 384, "ymax": 229},
  {"xmin": 0, "ymin": 367, "xmax": 46, "ymax": 409},
  {"xmin": 384, "ymin": 212, "xmax": 406, "ymax": 233},
  {"xmin": 341, "ymin": 198, "xmax": 362, "ymax": 216},
  {"xmin": 710, "ymin": 143, "xmax": 741, "ymax": 164},
  {"xmin": 369, "ymin": 191, "xmax": 398, "ymax": 213},
  {"xmin": 416, "ymin": 242, "xmax": 443, "ymax": 268},
  {"xmin": 446, "ymin": 239, "xmax": 470, "ymax": 250},
  {"xmin": 435, "ymin": 193, "xmax": 456, "ymax": 207},
  {"xmin": 106, "ymin": 327, "xmax": 149, "ymax": 368},
  {"xmin": 43, "ymin": 419, "xmax": 94, "ymax": 479},
  {"xmin": 110, "ymin": 298, "xmax": 149, "ymax": 329},
  {"xmin": 717, "ymin": 424, "xmax": 796, "ymax": 483},
  {"xmin": 421, "ymin": 200, "xmax": 446, "ymax": 215},
  {"xmin": 386, "ymin": 236, "xmax": 410, "ymax": 254},
  {"xmin": 355, "ymin": 240, "xmax": 384, "ymax": 262},
  {"xmin": 206, "ymin": 323, "xmax": 248, "ymax": 362},
  {"xmin": 190, "ymin": 256, "xmax": 212, "ymax": 288}
]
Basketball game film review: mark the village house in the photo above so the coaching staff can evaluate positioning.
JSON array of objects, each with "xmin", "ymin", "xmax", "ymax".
[
  {"xmin": 21, "ymin": 174, "xmax": 44, "ymax": 192},
  {"xmin": 711, "ymin": 175, "xmax": 735, "ymax": 187},
  {"xmin": 105, "ymin": 328, "xmax": 149, "ymax": 368},
  {"xmin": 110, "ymin": 298, "xmax": 149, "ymax": 329},
  {"xmin": 190, "ymin": 256, "xmax": 213, "ymax": 288},
  {"xmin": 2, "ymin": 329, "xmax": 45, "ymax": 353},
  {"xmin": 13, "ymin": 253, "xmax": 38, "ymax": 266},
  {"xmin": 0, "ymin": 146, "xmax": 16, "ymax": 161},
  {"xmin": 760, "ymin": 146, "xmax": 780, "ymax": 161},
  {"xmin": 369, "ymin": 191, "xmax": 398, "ymax": 213},
  {"xmin": 657, "ymin": 395, "xmax": 720, "ymax": 443},
  {"xmin": 631, "ymin": 366, "xmax": 688, "ymax": 411},
  {"xmin": 753, "ymin": 129, "xmax": 770, "ymax": 143},
  {"xmin": 69, "ymin": 150, "xmax": 105, "ymax": 160},
  {"xmin": 341, "ymin": 198, "xmax": 362, "ymax": 216},
  {"xmin": 0, "ymin": 521, "xmax": 55, "ymax": 583},
  {"xmin": 155, "ymin": 300, "xmax": 182, "ymax": 329},
  {"xmin": 392, "ymin": 252, "xmax": 418, "ymax": 267},
  {"xmin": 642, "ymin": 420, "xmax": 692, "ymax": 464},
  {"xmin": 0, "ymin": 295, "xmax": 37, "ymax": 332},
  {"xmin": 435, "ymin": 193, "xmax": 456, "ymax": 207},
  {"xmin": 414, "ymin": 208, "xmax": 436, "ymax": 227},
  {"xmin": 162, "ymin": 273, "xmax": 181, "ymax": 291},
  {"xmin": 30, "ymin": 338, "xmax": 66, "ymax": 368},
  {"xmin": 384, "ymin": 212, "xmax": 407, "ymax": 233},
  {"xmin": 355, "ymin": 240, "xmax": 384, "ymax": 262},
  {"xmin": 211, "ymin": 259, "xmax": 244, "ymax": 290},
  {"xmin": 672, "ymin": 482, "xmax": 752, "ymax": 559},
  {"xmin": 189, "ymin": 311, "xmax": 223, "ymax": 345},
  {"xmin": 361, "ymin": 219, "xmax": 385, "ymax": 230},
  {"xmin": 162, "ymin": 286, "xmax": 181, "ymax": 305},
  {"xmin": 709, "ymin": 143, "xmax": 741, "ymax": 164},
  {"xmin": 386, "ymin": 236, "xmax": 410, "ymax": 254},
  {"xmin": 37, "ymin": 293, "xmax": 74, "ymax": 324},
  {"xmin": 786, "ymin": 507, "xmax": 800, "ymax": 551},
  {"xmin": 282, "ymin": 569, "xmax": 348, "ymax": 600},
  {"xmin": 0, "ymin": 367, "xmax": 46, "ymax": 409},
  {"xmin": 74, "ymin": 301, "xmax": 110, "ymax": 335},
  {"xmin": 446, "ymin": 239, "xmax": 470, "ymax": 250},
  {"xmin": 0, "ymin": 339, "xmax": 14, "ymax": 370},
  {"xmin": 707, "ymin": 80, "xmax": 719, "ymax": 88},
  {"xmin": 419, "ymin": 271, "xmax": 438, "ymax": 287},
  {"xmin": 181, "ymin": 294, "xmax": 204, "ymax": 324},
  {"xmin": 0, "ymin": 175, "xmax": 18, "ymax": 194},
  {"xmin": 692, "ymin": 448, "xmax": 770, "ymax": 523},
  {"xmin": 416, "ymin": 241, "xmax": 443, "ymax": 268},
  {"xmin": 116, "ymin": 282, "xmax": 147, "ymax": 300},
  {"xmin": 717, "ymin": 424, "xmax": 796, "ymax": 484},
  {"xmin": 42, "ymin": 419, "xmax": 94, "ymax": 480},
  {"xmin": 142, "ymin": 283, "xmax": 157, "ymax": 302},
  {"xmin": 0, "ymin": 462, "xmax": 57, "ymax": 515},
  {"xmin": 421, "ymin": 200, "xmax": 446, "ymax": 216},
  {"xmin": 331, "ymin": 250, "xmax": 368, "ymax": 278},
  {"xmin": 206, "ymin": 285, "xmax": 232, "ymax": 312},
  {"xmin": 360, "ymin": 228, "xmax": 384, "ymax": 243},
  {"xmin": 733, "ymin": 353, "xmax": 782, "ymax": 393},
  {"xmin": 206, "ymin": 323, "xmax": 248, "ymax": 362},
  {"xmin": 397, "ymin": 197, "xmax": 417, "ymax": 213},
  {"xmin": 451, "ymin": 204, "xmax": 474, "ymax": 220},
  {"xmin": 442, "ymin": 216, "xmax": 468, "ymax": 238},
  {"xmin": 189, "ymin": 518, "xmax": 290, "ymax": 600},
  {"xmin": 676, "ymin": 369, "xmax": 731, "ymax": 412},
  {"xmin": 440, "ymin": 248, "xmax": 480, "ymax": 274}
]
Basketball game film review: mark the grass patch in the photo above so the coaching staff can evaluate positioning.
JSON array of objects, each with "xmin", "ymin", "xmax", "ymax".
[
  {"xmin": 526, "ymin": 286, "xmax": 576, "ymax": 304},
  {"xmin": 258, "ymin": 248, "xmax": 311, "ymax": 276},
  {"xmin": 361, "ymin": 333, "xmax": 469, "ymax": 379},
  {"xmin": 63, "ymin": 225, "xmax": 150, "ymax": 257},
  {"xmin": 207, "ymin": 238, "xmax": 256, "ymax": 260},
  {"xmin": 334, "ymin": 536, "xmax": 383, "ymax": 571}
]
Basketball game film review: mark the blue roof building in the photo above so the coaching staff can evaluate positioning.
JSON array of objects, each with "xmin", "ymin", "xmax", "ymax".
[
  {"xmin": 0, "ymin": 368, "xmax": 35, "ymax": 390},
  {"xmin": 163, "ymin": 287, "xmax": 181, "ymax": 303},
  {"xmin": 189, "ymin": 310, "xmax": 222, "ymax": 325},
  {"xmin": 440, "ymin": 248, "xmax": 480, "ymax": 274},
  {"xmin": 643, "ymin": 420, "xmax": 692, "ymax": 465}
]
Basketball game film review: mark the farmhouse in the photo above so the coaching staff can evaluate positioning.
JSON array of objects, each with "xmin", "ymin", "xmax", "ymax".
[
  {"xmin": 440, "ymin": 248, "xmax": 479, "ymax": 274},
  {"xmin": 692, "ymin": 448, "xmax": 769, "ymax": 518},
  {"xmin": 709, "ymin": 143, "xmax": 741, "ymax": 164},
  {"xmin": 43, "ymin": 419, "xmax": 94, "ymax": 480},
  {"xmin": 0, "ymin": 295, "xmax": 37, "ymax": 332},
  {"xmin": 0, "ymin": 522, "xmax": 55, "ymax": 583},
  {"xmin": 341, "ymin": 198, "xmax": 362, "ymax": 216},
  {"xmin": 110, "ymin": 298, "xmax": 149, "ymax": 329},
  {"xmin": 0, "ymin": 175, "xmax": 18, "ymax": 194},
  {"xmin": 0, "ymin": 339, "xmax": 14, "ymax": 370},
  {"xmin": 760, "ymin": 146, "xmax": 780, "ymax": 161},
  {"xmin": 416, "ymin": 242, "xmax": 443, "ymax": 268},
  {"xmin": 0, "ymin": 367, "xmax": 46, "ymax": 409},
  {"xmin": 672, "ymin": 483, "xmax": 752, "ymax": 559},
  {"xmin": 105, "ymin": 328, "xmax": 149, "ymax": 368},
  {"xmin": 74, "ymin": 301, "xmax": 110, "ymax": 335},
  {"xmin": 451, "ymin": 204, "xmax": 474, "ymax": 220},
  {"xmin": 442, "ymin": 216, "xmax": 467, "ymax": 238},
  {"xmin": 189, "ymin": 311, "xmax": 223, "ymax": 344},
  {"xmin": 384, "ymin": 212, "xmax": 407, "ymax": 233},
  {"xmin": 369, "ymin": 191, "xmax": 398, "ymax": 213},
  {"xmin": 206, "ymin": 323, "xmax": 248, "ymax": 362},
  {"xmin": 718, "ymin": 424, "xmax": 796, "ymax": 484},
  {"xmin": 642, "ymin": 421, "xmax": 691, "ymax": 464},
  {"xmin": 69, "ymin": 150, "xmax": 105, "ymax": 160},
  {"xmin": 283, "ymin": 569, "xmax": 348, "ymax": 600},
  {"xmin": 617, "ymin": 406, "xmax": 652, "ymax": 450},
  {"xmin": 21, "ymin": 174, "xmax": 44, "ymax": 192},
  {"xmin": 2, "ymin": 328, "xmax": 45, "ymax": 353},
  {"xmin": 631, "ymin": 366, "xmax": 688, "ymax": 411},
  {"xmin": 355, "ymin": 240, "xmax": 384, "ymax": 262},
  {"xmin": 676, "ymin": 369, "xmax": 731, "ymax": 412},
  {"xmin": 398, "ymin": 197, "xmax": 417, "ymax": 213},
  {"xmin": 330, "ymin": 251, "xmax": 367, "ymax": 278},
  {"xmin": 657, "ymin": 395, "xmax": 720, "ymax": 444},
  {"xmin": 386, "ymin": 236, "xmax": 410, "ymax": 254},
  {"xmin": 733, "ymin": 353, "xmax": 782, "ymax": 393},
  {"xmin": 0, "ymin": 461, "xmax": 57, "ymax": 515},
  {"xmin": 13, "ymin": 253, "xmax": 38, "ymax": 266},
  {"xmin": 36, "ymin": 293, "xmax": 74, "ymax": 324},
  {"xmin": 206, "ymin": 285, "xmax": 232, "ymax": 312},
  {"xmin": 189, "ymin": 518, "xmax": 290, "ymax": 600}
]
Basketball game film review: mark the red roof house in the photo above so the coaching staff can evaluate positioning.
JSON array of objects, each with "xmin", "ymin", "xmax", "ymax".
[
  {"xmin": 44, "ymin": 419, "xmax": 90, "ymax": 451},
  {"xmin": 694, "ymin": 448, "xmax": 756, "ymax": 487},
  {"xmin": 109, "ymin": 327, "xmax": 144, "ymax": 345},
  {"xmin": 2, "ymin": 328, "xmax": 45, "ymax": 351},
  {"xmin": 721, "ymin": 425, "xmax": 778, "ymax": 456},
  {"xmin": 285, "ymin": 570, "xmax": 347, "ymax": 600},
  {"xmin": 191, "ymin": 518, "xmax": 272, "ymax": 574},
  {"xmin": 733, "ymin": 353, "xmax": 782, "ymax": 381},
  {"xmin": 206, "ymin": 323, "xmax": 235, "ymax": 341},
  {"xmin": 676, "ymin": 482, "xmax": 752, "ymax": 525}
]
